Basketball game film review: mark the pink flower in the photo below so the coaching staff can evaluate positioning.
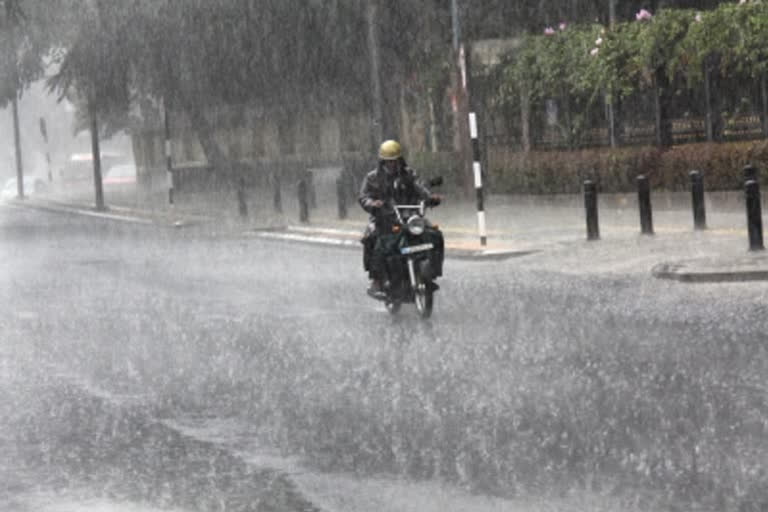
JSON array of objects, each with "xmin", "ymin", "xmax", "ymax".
[
  {"xmin": 695, "ymin": 12, "xmax": 702, "ymax": 22},
  {"xmin": 544, "ymin": 26, "xmax": 556, "ymax": 35},
  {"xmin": 559, "ymin": 22, "xmax": 567, "ymax": 31},
  {"xmin": 595, "ymin": 37, "xmax": 603, "ymax": 46},
  {"xmin": 635, "ymin": 9, "xmax": 652, "ymax": 21},
  {"xmin": 590, "ymin": 47, "xmax": 599, "ymax": 56}
]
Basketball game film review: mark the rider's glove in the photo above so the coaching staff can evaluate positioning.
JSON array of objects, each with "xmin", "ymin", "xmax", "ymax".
[{"xmin": 428, "ymin": 194, "xmax": 441, "ymax": 207}]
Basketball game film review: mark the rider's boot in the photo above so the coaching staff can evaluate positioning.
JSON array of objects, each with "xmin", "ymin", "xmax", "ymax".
[
  {"xmin": 368, "ymin": 278, "xmax": 382, "ymax": 293},
  {"xmin": 367, "ymin": 278, "xmax": 386, "ymax": 299}
]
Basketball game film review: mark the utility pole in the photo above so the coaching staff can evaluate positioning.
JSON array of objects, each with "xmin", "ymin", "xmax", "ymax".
[
  {"xmin": 451, "ymin": 0, "xmax": 460, "ymax": 51},
  {"xmin": 451, "ymin": 0, "xmax": 472, "ymax": 197},
  {"xmin": 609, "ymin": 0, "xmax": 616, "ymax": 25},
  {"xmin": 366, "ymin": 0, "xmax": 383, "ymax": 151}
]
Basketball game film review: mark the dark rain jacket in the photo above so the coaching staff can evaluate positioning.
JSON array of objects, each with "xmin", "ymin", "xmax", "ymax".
[{"xmin": 358, "ymin": 164, "xmax": 432, "ymax": 231}]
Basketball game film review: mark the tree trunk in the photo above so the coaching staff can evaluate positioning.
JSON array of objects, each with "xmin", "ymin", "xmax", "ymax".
[
  {"xmin": 11, "ymin": 96, "xmax": 24, "ymax": 199},
  {"xmin": 181, "ymin": 96, "xmax": 248, "ymax": 218},
  {"xmin": 562, "ymin": 90, "xmax": 573, "ymax": 149},
  {"xmin": 761, "ymin": 72, "xmax": 768, "ymax": 138},
  {"xmin": 89, "ymin": 103, "xmax": 105, "ymax": 211},
  {"xmin": 428, "ymin": 88, "xmax": 439, "ymax": 152},
  {"xmin": 520, "ymin": 88, "xmax": 531, "ymax": 153},
  {"xmin": 654, "ymin": 70, "xmax": 674, "ymax": 147},
  {"xmin": 704, "ymin": 55, "xmax": 723, "ymax": 142}
]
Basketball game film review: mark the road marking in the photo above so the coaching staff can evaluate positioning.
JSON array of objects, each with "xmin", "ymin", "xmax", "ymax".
[
  {"xmin": 70, "ymin": 208, "xmax": 155, "ymax": 224},
  {"xmin": 253, "ymin": 230, "xmax": 360, "ymax": 247},
  {"xmin": 287, "ymin": 225, "xmax": 360, "ymax": 237}
]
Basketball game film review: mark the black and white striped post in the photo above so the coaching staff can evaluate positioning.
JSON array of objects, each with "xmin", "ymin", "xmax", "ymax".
[
  {"xmin": 469, "ymin": 112, "xmax": 487, "ymax": 246},
  {"xmin": 164, "ymin": 107, "xmax": 174, "ymax": 205}
]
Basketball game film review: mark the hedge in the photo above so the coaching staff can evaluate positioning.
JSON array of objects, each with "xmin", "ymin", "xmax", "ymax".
[{"xmin": 487, "ymin": 140, "xmax": 768, "ymax": 194}]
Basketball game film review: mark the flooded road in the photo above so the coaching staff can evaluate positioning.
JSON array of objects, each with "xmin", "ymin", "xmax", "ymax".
[{"xmin": 2, "ymin": 206, "xmax": 766, "ymax": 511}]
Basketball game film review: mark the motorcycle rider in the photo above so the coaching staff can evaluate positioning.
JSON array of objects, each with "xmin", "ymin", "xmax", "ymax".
[{"xmin": 359, "ymin": 140, "xmax": 442, "ymax": 295}]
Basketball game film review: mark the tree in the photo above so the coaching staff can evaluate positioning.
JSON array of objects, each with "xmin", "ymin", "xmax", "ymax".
[
  {"xmin": 0, "ymin": 0, "xmax": 51, "ymax": 198},
  {"xmin": 46, "ymin": 0, "xmax": 133, "ymax": 211}
]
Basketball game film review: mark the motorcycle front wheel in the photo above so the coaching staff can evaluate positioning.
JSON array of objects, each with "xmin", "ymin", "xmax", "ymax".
[{"xmin": 414, "ymin": 282, "xmax": 433, "ymax": 319}]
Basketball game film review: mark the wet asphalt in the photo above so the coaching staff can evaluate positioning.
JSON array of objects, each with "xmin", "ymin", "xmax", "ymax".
[{"xmin": 1, "ymin": 205, "xmax": 766, "ymax": 511}]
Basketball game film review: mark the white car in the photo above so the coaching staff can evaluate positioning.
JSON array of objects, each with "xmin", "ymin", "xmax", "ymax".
[
  {"xmin": 1, "ymin": 176, "xmax": 49, "ymax": 200},
  {"xmin": 103, "ymin": 164, "xmax": 137, "ymax": 186}
]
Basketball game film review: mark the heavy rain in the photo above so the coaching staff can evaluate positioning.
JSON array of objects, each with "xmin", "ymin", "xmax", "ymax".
[{"xmin": 1, "ymin": 1, "xmax": 767, "ymax": 511}]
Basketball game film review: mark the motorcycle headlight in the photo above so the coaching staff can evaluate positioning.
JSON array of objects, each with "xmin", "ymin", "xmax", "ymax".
[{"xmin": 407, "ymin": 216, "xmax": 426, "ymax": 235}]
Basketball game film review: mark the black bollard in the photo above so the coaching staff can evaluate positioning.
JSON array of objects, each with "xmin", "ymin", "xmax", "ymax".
[
  {"xmin": 743, "ymin": 164, "xmax": 758, "ymax": 183},
  {"xmin": 237, "ymin": 175, "xmax": 248, "ymax": 218},
  {"xmin": 306, "ymin": 171, "xmax": 317, "ymax": 209},
  {"xmin": 584, "ymin": 179, "xmax": 600, "ymax": 241},
  {"xmin": 690, "ymin": 170, "xmax": 706, "ymax": 230},
  {"xmin": 336, "ymin": 176, "xmax": 348, "ymax": 219},
  {"xmin": 745, "ymin": 179, "xmax": 764, "ymax": 251},
  {"xmin": 272, "ymin": 171, "xmax": 282, "ymax": 213},
  {"xmin": 298, "ymin": 178, "xmax": 309, "ymax": 223},
  {"xmin": 637, "ymin": 175, "xmax": 654, "ymax": 235}
]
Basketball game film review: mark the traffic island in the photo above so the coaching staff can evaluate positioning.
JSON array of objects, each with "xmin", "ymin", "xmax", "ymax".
[
  {"xmin": 249, "ymin": 225, "xmax": 541, "ymax": 260},
  {"xmin": 652, "ymin": 253, "xmax": 768, "ymax": 282}
]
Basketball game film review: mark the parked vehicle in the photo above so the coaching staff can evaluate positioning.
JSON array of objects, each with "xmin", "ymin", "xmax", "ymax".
[
  {"xmin": 58, "ymin": 152, "xmax": 125, "ymax": 184},
  {"xmin": 103, "ymin": 164, "xmax": 137, "ymax": 186},
  {"xmin": 1, "ymin": 176, "xmax": 48, "ymax": 200}
]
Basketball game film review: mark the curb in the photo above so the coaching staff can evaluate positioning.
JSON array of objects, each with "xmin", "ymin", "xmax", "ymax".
[
  {"xmin": 3, "ymin": 198, "xmax": 200, "ymax": 228},
  {"xmin": 449, "ymin": 248, "xmax": 540, "ymax": 261},
  {"xmin": 250, "ymin": 226, "xmax": 538, "ymax": 261},
  {"xmin": 652, "ymin": 261, "xmax": 768, "ymax": 282},
  {"xmin": 3, "ymin": 200, "xmax": 541, "ymax": 261}
]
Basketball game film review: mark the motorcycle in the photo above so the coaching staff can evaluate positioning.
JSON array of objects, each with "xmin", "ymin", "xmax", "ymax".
[{"xmin": 368, "ymin": 177, "xmax": 444, "ymax": 319}]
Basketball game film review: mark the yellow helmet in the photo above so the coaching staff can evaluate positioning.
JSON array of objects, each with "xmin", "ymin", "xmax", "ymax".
[{"xmin": 378, "ymin": 140, "xmax": 402, "ymax": 160}]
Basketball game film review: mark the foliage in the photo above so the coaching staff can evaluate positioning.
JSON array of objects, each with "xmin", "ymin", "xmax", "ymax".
[
  {"xmin": 678, "ymin": 2, "xmax": 768, "ymax": 82},
  {"xmin": 495, "ymin": 3, "xmax": 768, "ymax": 145},
  {"xmin": 0, "ymin": 0, "xmax": 72, "ymax": 106}
]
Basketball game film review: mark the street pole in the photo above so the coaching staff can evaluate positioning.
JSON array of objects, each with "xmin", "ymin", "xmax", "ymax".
[
  {"xmin": 469, "ymin": 112, "xmax": 486, "ymax": 246},
  {"xmin": 609, "ymin": 0, "xmax": 616, "ymax": 25},
  {"xmin": 451, "ymin": 0, "xmax": 460, "ymax": 51},
  {"xmin": 366, "ymin": 0, "xmax": 383, "ymax": 150},
  {"xmin": 451, "ymin": 0, "xmax": 472, "ymax": 198}
]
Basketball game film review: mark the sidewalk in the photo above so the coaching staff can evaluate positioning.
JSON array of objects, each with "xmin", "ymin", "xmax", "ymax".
[{"xmin": 6, "ymin": 185, "xmax": 768, "ymax": 282}]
